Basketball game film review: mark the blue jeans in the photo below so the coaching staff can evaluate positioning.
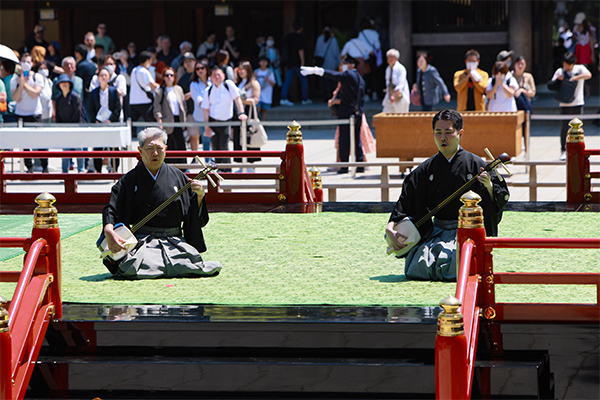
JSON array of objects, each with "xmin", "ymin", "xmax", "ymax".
[
  {"xmin": 281, "ymin": 67, "xmax": 309, "ymax": 101},
  {"xmin": 202, "ymin": 131, "xmax": 212, "ymax": 163},
  {"xmin": 62, "ymin": 149, "xmax": 85, "ymax": 173}
]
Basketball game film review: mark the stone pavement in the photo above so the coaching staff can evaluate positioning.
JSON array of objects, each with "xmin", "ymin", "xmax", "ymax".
[{"xmin": 3, "ymin": 96, "xmax": 599, "ymax": 205}]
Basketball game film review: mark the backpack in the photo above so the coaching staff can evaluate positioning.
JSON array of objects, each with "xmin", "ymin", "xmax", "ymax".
[{"xmin": 207, "ymin": 81, "xmax": 230, "ymax": 97}]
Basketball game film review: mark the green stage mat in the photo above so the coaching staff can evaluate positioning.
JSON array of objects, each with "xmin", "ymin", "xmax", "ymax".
[
  {"xmin": 0, "ymin": 214, "xmax": 102, "ymax": 261},
  {"xmin": 0, "ymin": 212, "xmax": 598, "ymax": 307}
]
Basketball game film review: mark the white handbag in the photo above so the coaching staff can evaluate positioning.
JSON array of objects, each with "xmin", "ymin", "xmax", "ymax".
[{"xmin": 247, "ymin": 103, "xmax": 268, "ymax": 148}]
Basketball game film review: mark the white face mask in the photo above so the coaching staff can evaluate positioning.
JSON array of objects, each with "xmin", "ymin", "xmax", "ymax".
[
  {"xmin": 505, "ymin": 60, "xmax": 512, "ymax": 68},
  {"xmin": 38, "ymin": 68, "xmax": 49, "ymax": 77},
  {"xmin": 21, "ymin": 61, "xmax": 32, "ymax": 72},
  {"xmin": 266, "ymin": 39, "xmax": 275, "ymax": 48},
  {"xmin": 500, "ymin": 74, "xmax": 506, "ymax": 81},
  {"xmin": 105, "ymin": 65, "xmax": 116, "ymax": 75},
  {"xmin": 341, "ymin": 64, "xmax": 349, "ymax": 72},
  {"xmin": 466, "ymin": 61, "xmax": 478, "ymax": 71}
]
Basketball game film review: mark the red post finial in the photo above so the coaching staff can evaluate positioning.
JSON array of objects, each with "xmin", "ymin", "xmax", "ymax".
[
  {"xmin": 435, "ymin": 296, "xmax": 468, "ymax": 399},
  {"xmin": 566, "ymin": 118, "xmax": 586, "ymax": 203},
  {"xmin": 32, "ymin": 193, "xmax": 62, "ymax": 320},
  {"xmin": 285, "ymin": 121, "xmax": 315, "ymax": 204}
]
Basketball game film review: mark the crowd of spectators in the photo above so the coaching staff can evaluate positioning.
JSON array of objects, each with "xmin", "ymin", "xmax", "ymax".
[{"xmin": 1, "ymin": 11, "xmax": 596, "ymax": 172}]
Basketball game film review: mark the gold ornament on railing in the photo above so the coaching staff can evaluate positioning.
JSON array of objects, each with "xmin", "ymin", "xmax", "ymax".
[
  {"xmin": 437, "ymin": 296, "xmax": 464, "ymax": 337},
  {"xmin": 567, "ymin": 118, "xmax": 584, "ymax": 143},
  {"xmin": 286, "ymin": 120, "xmax": 303, "ymax": 145},
  {"xmin": 34, "ymin": 192, "xmax": 58, "ymax": 229},
  {"xmin": 458, "ymin": 190, "xmax": 483, "ymax": 229},
  {"xmin": 308, "ymin": 166, "xmax": 323, "ymax": 190}
]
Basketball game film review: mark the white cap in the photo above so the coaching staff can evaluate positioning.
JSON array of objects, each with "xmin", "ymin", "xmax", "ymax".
[{"xmin": 574, "ymin": 12, "xmax": 586, "ymax": 25}]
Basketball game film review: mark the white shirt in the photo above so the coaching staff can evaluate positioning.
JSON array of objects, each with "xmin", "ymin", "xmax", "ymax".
[
  {"xmin": 385, "ymin": 61, "xmax": 409, "ymax": 100},
  {"xmin": 237, "ymin": 78, "xmax": 253, "ymax": 101},
  {"xmin": 99, "ymin": 87, "xmax": 109, "ymax": 110},
  {"xmin": 10, "ymin": 72, "xmax": 43, "ymax": 116},
  {"xmin": 201, "ymin": 79, "xmax": 239, "ymax": 121},
  {"xmin": 341, "ymin": 38, "xmax": 371, "ymax": 60},
  {"xmin": 486, "ymin": 73, "xmax": 519, "ymax": 112},
  {"xmin": 166, "ymin": 86, "xmax": 179, "ymax": 116},
  {"xmin": 190, "ymin": 80, "xmax": 208, "ymax": 122},
  {"xmin": 86, "ymin": 48, "xmax": 96, "ymax": 61},
  {"xmin": 130, "ymin": 66, "xmax": 155, "ymax": 105},
  {"xmin": 255, "ymin": 68, "xmax": 275, "ymax": 104},
  {"xmin": 89, "ymin": 73, "xmax": 127, "ymax": 96},
  {"xmin": 551, "ymin": 64, "xmax": 590, "ymax": 107}
]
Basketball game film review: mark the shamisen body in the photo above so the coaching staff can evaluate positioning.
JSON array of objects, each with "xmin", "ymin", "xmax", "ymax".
[
  {"xmin": 385, "ymin": 109, "xmax": 510, "ymax": 282},
  {"xmin": 101, "ymin": 127, "xmax": 222, "ymax": 279}
]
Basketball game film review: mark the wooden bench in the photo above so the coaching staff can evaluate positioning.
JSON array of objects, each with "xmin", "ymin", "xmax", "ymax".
[{"xmin": 373, "ymin": 111, "xmax": 525, "ymax": 160}]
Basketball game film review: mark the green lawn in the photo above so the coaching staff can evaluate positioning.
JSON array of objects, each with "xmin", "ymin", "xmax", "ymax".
[{"xmin": 0, "ymin": 212, "xmax": 598, "ymax": 306}]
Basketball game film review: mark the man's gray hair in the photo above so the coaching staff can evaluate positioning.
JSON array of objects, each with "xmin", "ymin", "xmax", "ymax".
[
  {"xmin": 138, "ymin": 127, "xmax": 168, "ymax": 147},
  {"xmin": 179, "ymin": 41, "xmax": 192, "ymax": 50},
  {"xmin": 61, "ymin": 56, "xmax": 76, "ymax": 67},
  {"xmin": 386, "ymin": 49, "xmax": 400, "ymax": 60}
]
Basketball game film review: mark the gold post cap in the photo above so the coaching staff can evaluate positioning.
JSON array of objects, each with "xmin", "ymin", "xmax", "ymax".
[
  {"xmin": 286, "ymin": 120, "xmax": 303, "ymax": 144},
  {"xmin": 308, "ymin": 166, "xmax": 321, "ymax": 177},
  {"xmin": 34, "ymin": 192, "xmax": 58, "ymax": 228},
  {"xmin": 567, "ymin": 118, "xmax": 584, "ymax": 143},
  {"xmin": 458, "ymin": 190, "xmax": 484, "ymax": 229},
  {"xmin": 437, "ymin": 296, "xmax": 464, "ymax": 336}
]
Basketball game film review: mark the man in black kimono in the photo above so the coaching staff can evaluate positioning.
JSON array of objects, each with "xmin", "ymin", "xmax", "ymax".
[
  {"xmin": 386, "ymin": 109, "xmax": 509, "ymax": 281},
  {"xmin": 102, "ymin": 127, "xmax": 222, "ymax": 279},
  {"xmin": 301, "ymin": 55, "xmax": 365, "ymax": 174}
]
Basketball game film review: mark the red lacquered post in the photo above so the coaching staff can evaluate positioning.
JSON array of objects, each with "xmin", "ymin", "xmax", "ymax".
[
  {"xmin": 436, "ymin": 296, "xmax": 468, "ymax": 400},
  {"xmin": 30, "ymin": 193, "xmax": 62, "ymax": 320},
  {"xmin": 309, "ymin": 167, "xmax": 324, "ymax": 203},
  {"xmin": 285, "ymin": 121, "xmax": 308, "ymax": 204},
  {"xmin": 0, "ymin": 296, "xmax": 11, "ymax": 399},
  {"xmin": 456, "ymin": 191, "xmax": 486, "ymax": 276},
  {"xmin": 566, "ymin": 118, "xmax": 586, "ymax": 203}
]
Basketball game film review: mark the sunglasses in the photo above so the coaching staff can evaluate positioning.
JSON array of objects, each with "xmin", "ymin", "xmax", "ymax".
[
  {"xmin": 196, "ymin": 66, "xmax": 206, "ymax": 70},
  {"xmin": 164, "ymin": 74, "xmax": 175, "ymax": 78}
]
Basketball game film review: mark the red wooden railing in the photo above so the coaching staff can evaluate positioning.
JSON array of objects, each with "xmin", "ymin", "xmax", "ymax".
[
  {"xmin": 0, "ymin": 193, "xmax": 62, "ymax": 400},
  {"xmin": 566, "ymin": 118, "xmax": 599, "ymax": 204},
  {"xmin": 436, "ymin": 192, "xmax": 600, "ymax": 400},
  {"xmin": 0, "ymin": 122, "xmax": 315, "ymax": 207}
]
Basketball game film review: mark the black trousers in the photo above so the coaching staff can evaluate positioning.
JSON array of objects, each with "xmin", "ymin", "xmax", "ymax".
[
  {"xmin": 130, "ymin": 103, "xmax": 154, "ymax": 137},
  {"xmin": 338, "ymin": 114, "xmax": 364, "ymax": 163},
  {"xmin": 560, "ymin": 105, "xmax": 583, "ymax": 151},
  {"xmin": 165, "ymin": 115, "xmax": 186, "ymax": 166},
  {"xmin": 93, "ymin": 148, "xmax": 121, "ymax": 173},
  {"xmin": 209, "ymin": 117, "xmax": 232, "ymax": 171},
  {"xmin": 16, "ymin": 114, "xmax": 47, "ymax": 171}
]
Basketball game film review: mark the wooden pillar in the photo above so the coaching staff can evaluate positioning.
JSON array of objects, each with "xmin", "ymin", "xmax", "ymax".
[
  {"xmin": 389, "ymin": 1, "xmax": 412, "ymax": 81},
  {"xmin": 152, "ymin": 1, "xmax": 167, "ymax": 41},
  {"xmin": 509, "ymin": 1, "xmax": 532, "ymax": 65},
  {"xmin": 282, "ymin": 1, "xmax": 296, "ymax": 35}
]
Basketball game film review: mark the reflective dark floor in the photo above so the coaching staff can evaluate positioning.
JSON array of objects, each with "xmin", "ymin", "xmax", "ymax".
[{"xmin": 62, "ymin": 303, "xmax": 440, "ymax": 324}]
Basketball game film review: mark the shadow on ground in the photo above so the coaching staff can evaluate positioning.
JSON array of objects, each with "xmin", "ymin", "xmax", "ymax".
[{"xmin": 369, "ymin": 274, "xmax": 407, "ymax": 283}]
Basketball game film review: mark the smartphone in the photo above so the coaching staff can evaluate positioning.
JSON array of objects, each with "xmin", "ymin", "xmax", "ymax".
[{"xmin": 23, "ymin": 70, "xmax": 29, "ymax": 77}]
